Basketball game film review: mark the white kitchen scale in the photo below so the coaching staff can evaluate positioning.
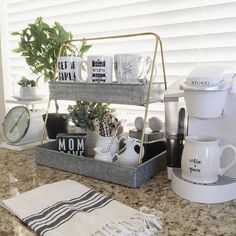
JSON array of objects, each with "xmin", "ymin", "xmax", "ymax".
[
  {"xmin": 1, "ymin": 106, "xmax": 45, "ymax": 150},
  {"xmin": 171, "ymin": 168, "xmax": 236, "ymax": 204}
]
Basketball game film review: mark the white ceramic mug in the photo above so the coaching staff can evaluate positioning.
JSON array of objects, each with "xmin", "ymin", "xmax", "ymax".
[
  {"xmin": 114, "ymin": 54, "xmax": 153, "ymax": 83},
  {"xmin": 113, "ymin": 137, "xmax": 144, "ymax": 167},
  {"xmin": 77, "ymin": 56, "xmax": 113, "ymax": 83},
  {"xmin": 181, "ymin": 135, "xmax": 236, "ymax": 184},
  {"xmin": 57, "ymin": 56, "xmax": 81, "ymax": 82}
]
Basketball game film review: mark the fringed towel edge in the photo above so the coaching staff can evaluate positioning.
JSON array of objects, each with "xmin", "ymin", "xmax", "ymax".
[{"xmin": 92, "ymin": 207, "xmax": 162, "ymax": 236}]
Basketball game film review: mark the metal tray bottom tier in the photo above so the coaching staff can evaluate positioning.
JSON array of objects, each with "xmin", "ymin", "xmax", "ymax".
[{"xmin": 35, "ymin": 141, "xmax": 167, "ymax": 188}]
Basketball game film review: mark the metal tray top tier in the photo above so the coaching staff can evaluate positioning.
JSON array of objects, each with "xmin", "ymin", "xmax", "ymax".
[{"xmin": 49, "ymin": 82, "xmax": 164, "ymax": 106}]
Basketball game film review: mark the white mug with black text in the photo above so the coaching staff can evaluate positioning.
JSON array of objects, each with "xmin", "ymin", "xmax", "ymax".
[
  {"xmin": 57, "ymin": 56, "xmax": 82, "ymax": 82},
  {"xmin": 181, "ymin": 135, "xmax": 236, "ymax": 184},
  {"xmin": 77, "ymin": 56, "xmax": 113, "ymax": 83}
]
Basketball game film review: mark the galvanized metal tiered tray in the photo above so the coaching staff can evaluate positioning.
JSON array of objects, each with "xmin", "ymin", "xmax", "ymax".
[
  {"xmin": 35, "ymin": 141, "xmax": 166, "ymax": 188},
  {"xmin": 37, "ymin": 32, "xmax": 167, "ymax": 188},
  {"xmin": 49, "ymin": 82, "xmax": 164, "ymax": 105}
]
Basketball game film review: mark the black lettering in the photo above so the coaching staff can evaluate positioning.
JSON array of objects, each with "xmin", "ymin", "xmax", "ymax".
[
  {"xmin": 64, "ymin": 72, "xmax": 72, "ymax": 81},
  {"xmin": 58, "ymin": 61, "xmax": 68, "ymax": 70},
  {"xmin": 92, "ymin": 60, "xmax": 106, "ymax": 67},
  {"xmin": 189, "ymin": 167, "xmax": 201, "ymax": 173},
  {"xmin": 190, "ymin": 158, "xmax": 201, "ymax": 164},
  {"xmin": 92, "ymin": 73, "xmax": 106, "ymax": 77},
  {"xmin": 191, "ymin": 81, "xmax": 209, "ymax": 86},
  {"xmin": 70, "ymin": 62, "xmax": 75, "ymax": 69}
]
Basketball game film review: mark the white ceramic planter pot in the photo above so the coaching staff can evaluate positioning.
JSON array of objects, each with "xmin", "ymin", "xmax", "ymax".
[
  {"xmin": 95, "ymin": 134, "xmax": 119, "ymax": 155},
  {"xmin": 184, "ymin": 90, "xmax": 228, "ymax": 119},
  {"xmin": 20, "ymin": 87, "xmax": 37, "ymax": 97}
]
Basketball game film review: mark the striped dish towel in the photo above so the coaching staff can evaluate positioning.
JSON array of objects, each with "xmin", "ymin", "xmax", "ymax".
[{"xmin": 1, "ymin": 180, "xmax": 161, "ymax": 236}]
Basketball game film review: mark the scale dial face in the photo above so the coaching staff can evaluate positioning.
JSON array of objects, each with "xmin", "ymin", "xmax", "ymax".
[{"xmin": 2, "ymin": 106, "xmax": 30, "ymax": 143}]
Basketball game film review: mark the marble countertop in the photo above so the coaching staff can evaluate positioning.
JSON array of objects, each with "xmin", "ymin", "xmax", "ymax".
[{"xmin": 0, "ymin": 140, "xmax": 236, "ymax": 236}]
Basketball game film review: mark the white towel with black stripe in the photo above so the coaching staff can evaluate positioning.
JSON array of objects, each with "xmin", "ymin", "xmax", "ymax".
[{"xmin": 1, "ymin": 180, "xmax": 161, "ymax": 236}]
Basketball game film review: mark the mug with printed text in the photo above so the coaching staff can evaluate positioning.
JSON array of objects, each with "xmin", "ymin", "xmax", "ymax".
[
  {"xmin": 77, "ymin": 56, "xmax": 113, "ymax": 83},
  {"xmin": 181, "ymin": 135, "xmax": 236, "ymax": 184},
  {"xmin": 57, "ymin": 56, "xmax": 82, "ymax": 82}
]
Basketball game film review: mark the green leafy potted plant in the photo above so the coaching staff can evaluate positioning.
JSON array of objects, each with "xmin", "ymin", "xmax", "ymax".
[
  {"xmin": 17, "ymin": 76, "xmax": 38, "ymax": 97},
  {"xmin": 12, "ymin": 17, "xmax": 92, "ymax": 139},
  {"xmin": 68, "ymin": 101, "xmax": 115, "ymax": 155}
]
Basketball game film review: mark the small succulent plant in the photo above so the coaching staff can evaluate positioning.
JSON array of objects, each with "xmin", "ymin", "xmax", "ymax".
[{"xmin": 17, "ymin": 76, "xmax": 37, "ymax": 87}]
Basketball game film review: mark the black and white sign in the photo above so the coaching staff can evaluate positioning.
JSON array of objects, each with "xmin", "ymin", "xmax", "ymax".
[{"xmin": 57, "ymin": 133, "xmax": 86, "ymax": 156}]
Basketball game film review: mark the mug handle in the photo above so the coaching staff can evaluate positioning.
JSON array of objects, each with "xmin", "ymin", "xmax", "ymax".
[
  {"xmin": 76, "ymin": 60, "xmax": 88, "ymax": 82},
  {"xmin": 112, "ymin": 153, "xmax": 120, "ymax": 163},
  {"xmin": 117, "ymin": 135, "xmax": 127, "ymax": 153},
  {"xmin": 118, "ymin": 135, "xmax": 126, "ymax": 143},
  {"xmin": 219, "ymin": 144, "xmax": 236, "ymax": 175},
  {"xmin": 138, "ymin": 57, "xmax": 157, "ymax": 83},
  {"xmin": 137, "ymin": 143, "xmax": 145, "ymax": 161}
]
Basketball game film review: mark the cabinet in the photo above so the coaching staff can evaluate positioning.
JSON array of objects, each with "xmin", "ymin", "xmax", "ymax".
[{"xmin": 35, "ymin": 32, "xmax": 167, "ymax": 188}]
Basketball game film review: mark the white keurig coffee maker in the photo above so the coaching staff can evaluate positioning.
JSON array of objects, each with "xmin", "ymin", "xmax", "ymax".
[{"xmin": 164, "ymin": 65, "xmax": 236, "ymax": 203}]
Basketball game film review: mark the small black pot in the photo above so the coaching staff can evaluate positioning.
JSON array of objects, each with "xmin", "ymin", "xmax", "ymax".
[{"xmin": 42, "ymin": 113, "xmax": 68, "ymax": 139}]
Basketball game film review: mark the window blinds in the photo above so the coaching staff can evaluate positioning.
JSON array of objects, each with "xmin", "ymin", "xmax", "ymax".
[{"xmin": 2, "ymin": 0, "xmax": 236, "ymax": 113}]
